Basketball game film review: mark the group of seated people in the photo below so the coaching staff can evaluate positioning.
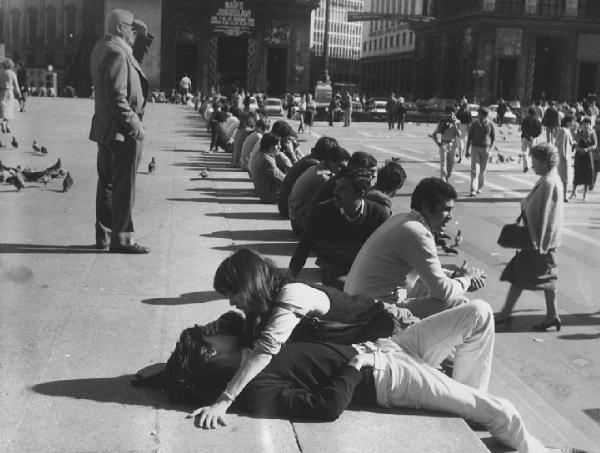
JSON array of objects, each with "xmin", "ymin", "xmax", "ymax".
[{"xmin": 130, "ymin": 118, "xmax": 571, "ymax": 450}]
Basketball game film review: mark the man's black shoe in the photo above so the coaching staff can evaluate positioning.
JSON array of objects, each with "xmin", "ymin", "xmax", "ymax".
[{"xmin": 109, "ymin": 243, "xmax": 150, "ymax": 254}]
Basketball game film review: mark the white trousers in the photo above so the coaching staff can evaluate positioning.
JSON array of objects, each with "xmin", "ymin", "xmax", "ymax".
[{"xmin": 371, "ymin": 301, "xmax": 547, "ymax": 453}]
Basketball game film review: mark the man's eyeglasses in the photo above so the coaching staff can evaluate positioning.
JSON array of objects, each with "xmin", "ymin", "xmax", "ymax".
[{"xmin": 120, "ymin": 22, "xmax": 133, "ymax": 28}]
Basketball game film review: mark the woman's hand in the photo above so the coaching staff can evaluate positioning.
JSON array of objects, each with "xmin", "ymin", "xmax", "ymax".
[{"xmin": 188, "ymin": 399, "xmax": 230, "ymax": 429}]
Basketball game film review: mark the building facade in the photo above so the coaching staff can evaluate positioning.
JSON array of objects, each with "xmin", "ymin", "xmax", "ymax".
[
  {"xmin": 416, "ymin": 0, "xmax": 600, "ymax": 104},
  {"xmin": 1, "ymin": 0, "xmax": 320, "ymax": 97},
  {"xmin": 0, "ymin": 0, "xmax": 104, "ymax": 96},
  {"xmin": 359, "ymin": 0, "xmax": 429, "ymax": 98},
  {"xmin": 309, "ymin": 0, "xmax": 364, "ymax": 87}
]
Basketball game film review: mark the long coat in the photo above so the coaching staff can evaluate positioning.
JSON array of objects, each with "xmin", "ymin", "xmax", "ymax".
[{"xmin": 89, "ymin": 35, "xmax": 148, "ymax": 144}]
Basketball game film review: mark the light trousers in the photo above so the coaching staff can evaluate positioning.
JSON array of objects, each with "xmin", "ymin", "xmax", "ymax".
[
  {"xmin": 521, "ymin": 138, "xmax": 536, "ymax": 171},
  {"xmin": 371, "ymin": 301, "xmax": 547, "ymax": 453},
  {"xmin": 438, "ymin": 142, "xmax": 455, "ymax": 181},
  {"xmin": 470, "ymin": 145, "xmax": 490, "ymax": 193}
]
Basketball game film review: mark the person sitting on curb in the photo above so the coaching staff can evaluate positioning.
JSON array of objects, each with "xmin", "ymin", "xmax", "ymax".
[
  {"xmin": 289, "ymin": 165, "xmax": 390, "ymax": 288},
  {"xmin": 277, "ymin": 136, "xmax": 338, "ymax": 219},
  {"xmin": 345, "ymin": 177, "xmax": 486, "ymax": 319},
  {"xmin": 134, "ymin": 301, "xmax": 567, "ymax": 453},
  {"xmin": 240, "ymin": 117, "xmax": 268, "ymax": 171},
  {"xmin": 365, "ymin": 158, "xmax": 407, "ymax": 216},
  {"xmin": 249, "ymin": 132, "xmax": 286, "ymax": 204},
  {"xmin": 288, "ymin": 146, "xmax": 351, "ymax": 236}
]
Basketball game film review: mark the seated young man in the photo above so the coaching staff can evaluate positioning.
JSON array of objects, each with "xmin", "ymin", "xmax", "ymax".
[
  {"xmin": 152, "ymin": 301, "xmax": 552, "ymax": 453},
  {"xmin": 289, "ymin": 165, "xmax": 389, "ymax": 288}
]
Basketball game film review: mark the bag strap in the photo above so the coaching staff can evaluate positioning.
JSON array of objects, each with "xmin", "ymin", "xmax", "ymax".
[{"xmin": 515, "ymin": 213, "xmax": 523, "ymax": 224}]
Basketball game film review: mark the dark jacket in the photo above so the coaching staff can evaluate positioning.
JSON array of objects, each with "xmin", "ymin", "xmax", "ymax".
[
  {"xmin": 521, "ymin": 116, "xmax": 542, "ymax": 140},
  {"xmin": 542, "ymin": 107, "xmax": 559, "ymax": 129},
  {"xmin": 89, "ymin": 35, "xmax": 148, "ymax": 144},
  {"xmin": 235, "ymin": 341, "xmax": 376, "ymax": 421}
]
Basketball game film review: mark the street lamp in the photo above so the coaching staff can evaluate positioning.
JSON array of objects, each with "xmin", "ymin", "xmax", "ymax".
[{"xmin": 322, "ymin": 0, "xmax": 331, "ymax": 83}]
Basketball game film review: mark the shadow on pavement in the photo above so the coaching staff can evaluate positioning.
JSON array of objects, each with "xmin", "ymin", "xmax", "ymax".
[
  {"xmin": 167, "ymin": 197, "xmax": 259, "ymax": 204},
  {"xmin": 213, "ymin": 242, "xmax": 296, "ymax": 256},
  {"xmin": 187, "ymin": 188, "xmax": 255, "ymax": 196},
  {"xmin": 205, "ymin": 211, "xmax": 284, "ymax": 220},
  {"xmin": 30, "ymin": 374, "xmax": 182, "ymax": 410},
  {"xmin": 458, "ymin": 197, "xmax": 523, "ymax": 203},
  {"xmin": 0, "ymin": 243, "xmax": 106, "ymax": 254},
  {"xmin": 202, "ymin": 229, "xmax": 296, "ymax": 242},
  {"xmin": 495, "ymin": 312, "xmax": 600, "ymax": 333},
  {"xmin": 557, "ymin": 333, "xmax": 600, "ymax": 340},
  {"xmin": 142, "ymin": 291, "xmax": 222, "ymax": 305}
]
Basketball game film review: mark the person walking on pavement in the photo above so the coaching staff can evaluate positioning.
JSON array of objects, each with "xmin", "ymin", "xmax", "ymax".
[
  {"xmin": 466, "ymin": 107, "xmax": 495, "ymax": 197},
  {"xmin": 16, "ymin": 60, "xmax": 28, "ymax": 112},
  {"xmin": 178, "ymin": 74, "xmax": 192, "ymax": 104},
  {"xmin": 496, "ymin": 97, "xmax": 508, "ymax": 127},
  {"xmin": 329, "ymin": 93, "xmax": 340, "ymax": 126},
  {"xmin": 520, "ymin": 107, "xmax": 543, "ymax": 173},
  {"xmin": 0, "ymin": 58, "xmax": 21, "ymax": 134},
  {"xmin": 570, "ymin": 117, "xmax": 596, "ymax": 201},
  {"xmin": 89, "ymin": 9, "xmax": 150, "ymax": 254},
  {"xmin": 386, "ymin": 92, "xmax": 397, "ymax": 131},
  {"xmin": 342, "ymin": 91, "xmax": 352, "ymax": 127},
  {"xmin": 555, "ymin": 115, "xmax": 575, "ymax": 202},
  {"xmin": 432, "ymin": 108, "xmax": 461, "ymax": 183},
  {"xmin": 455, "ymin": 97, "xmax": 472, "ymax": 163},
  {"xmin": 495, "ymin": 143, "xmax": 564, "ymax": 332},
  {"xmin": 542, "ymin": 101, "xmax": 560, "ymax": 144},
  {"xmin": 396, "ymin": 96, "xmax": 407, "ymax": 131}
]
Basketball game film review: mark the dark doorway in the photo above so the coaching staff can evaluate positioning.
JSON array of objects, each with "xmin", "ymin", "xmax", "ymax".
[
  {"xmin": 533, "ymin": 37, "xmax": 561, "ymax": 100},
  {"xmin": 577, "ymin": 62, "xmax": 598, "ymax": 100},
  {"xmin": 217, "ymin": 36, "xmax": 248, "ymax": 95},
  {"xmin": 175, "ymin": 43, "xmax": 197, "ymax": 91},
  {"xmin": 266, "ymin": 47, "xmax": 287, "ymax": 96},
  {"xmin": 496, "ymin": 58, "xmax": 517, "ymax": 100}
]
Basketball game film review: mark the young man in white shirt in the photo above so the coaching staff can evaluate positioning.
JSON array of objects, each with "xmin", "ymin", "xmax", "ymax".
[{"xmin": 344, "ymin": 177, "xmax": 486, "ymax": 319}]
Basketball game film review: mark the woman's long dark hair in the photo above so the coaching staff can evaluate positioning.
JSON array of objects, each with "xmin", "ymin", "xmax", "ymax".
[{"xmin": 213, "ymin": 248, "xmax": 295, "ymax": 344}]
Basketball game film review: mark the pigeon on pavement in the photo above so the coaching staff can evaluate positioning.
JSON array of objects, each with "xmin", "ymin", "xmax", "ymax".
[
  {"xmin": 32, "ymin": 141, "xmax": 41, "ymax": 152},
  {"xmin": 40, "ymin": 146, "xmax": 48, "ymax": 154},
  {"xmin": 148, "ymin": 157, "xmax": 156, "ymax": 174},
  {"xmin": 62, "ymin": 172, "xmax": 73, "ymax": 192},
  {"xmin": 11, "ymin": 137, "xmax": 18, "ymax": 148},
  {"xmin": 200, "ymin": 167, "xmax": 210, "ymax": 178},
  {"xmin": 454, "ymin": 229, "xmax": 463, "ymax": 247}
]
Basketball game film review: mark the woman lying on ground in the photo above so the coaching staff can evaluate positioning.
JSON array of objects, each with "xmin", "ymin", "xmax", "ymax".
[{"xmin": 184, "ymin": 248, "xmax": 419, "ymax": 429}]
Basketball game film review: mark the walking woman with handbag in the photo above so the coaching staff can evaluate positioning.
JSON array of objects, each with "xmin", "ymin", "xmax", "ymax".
[{"xmin": 495, "ymin": 143, "xmax": 564, "ymax": 331}]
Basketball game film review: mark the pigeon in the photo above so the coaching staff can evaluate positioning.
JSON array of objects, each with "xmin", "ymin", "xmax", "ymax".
[
  {"xmin": 13, "ymin": 171, "xmax": 25, "ymax": 191},
  {"xmin": 40, "ymin": 146, "xmax": 48, "ymax": 155},
  {"xmin": 517, "ymin": 155, "xmax": 522, "ymax": 164},
  {"xmin": 494, "ymin": 145, "xmax": 499, "ymax": 151},
  {"xmin": 0, "ymin": 141, "xmax": 5, "ymax": 148},
  {"xmin": 497, "ymin": 153, "xmax": 506, "ymax": 163},
  {"xmin": 497, "ymin": 129, "xmax": 504, "ymax": 135},
  {"xmin": 62, "ymin": 172, "xmax": 73, "ymax": 192},
  {"xmin": 502, "ymin": 136, "xmax": 506, "ymax": 141},
  {"xmin": 508, "ymin": 155, "xmax": 516, "ymax": 162},
  {"xmin": 148, "ymin": 157, "xmax": 156, "ymax": 174},
  {"xmin": 200, "ymin": 167, "xmax": 210, "ymax": 178},
  {"xmin": 454, "ymin": 229, "xmax": 463, "ymax": 247},
  {"xmin": 11, "ymin": 137, "xmax": 18, "ymax": 148},
  {"xmin": 32, "ymin": 141, "xmax": 41, "ymax": 152}
]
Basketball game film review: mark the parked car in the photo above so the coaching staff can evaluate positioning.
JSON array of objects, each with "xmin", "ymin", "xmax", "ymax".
[
  {"xmin": 351, "ymin": 100, "xmax": 367, "ymax": 121},
  {"xmin": 404, "ymin": 101, "xmax": 426, "ymax": 122},
  {"xmin": 368, "ymin": 100, "xmax": 388, "ymax": 121},
  {"xmin": 264, "ymin": 97, "xmax": 284, "ymax": 116}
]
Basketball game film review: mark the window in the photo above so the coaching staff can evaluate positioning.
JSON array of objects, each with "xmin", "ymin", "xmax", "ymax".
[
  {"xmin": 396, "ymin": 34, "xmax": 400, "ymax": 46},
  {"xmin": 65, "ymin": 4, "xmax": 77, "ymax": 43},
  {"xmin": 27, "ymin": 7, "xmax": 38, "ymax": 45},
  {"xmin": 10, "ymin": 9, "xmax": 20, "ymax": 45},
  {"xmin": 538, "ymin": 0, "xmax": 566, "ymax": 15},
  {"xmin": 46, "ymin": 5, "xmax": 56, "ymax": 44},
  {"xmin": 409, "ymin": 31, "xmax": 413, "ymax": 44},
  {"xmin": 402, "ymin": 31, "xmax": 406, "ymax": 45},
  {"xmin": 363, "ymin": 42, "xmax": 367, "ymax": 51}
]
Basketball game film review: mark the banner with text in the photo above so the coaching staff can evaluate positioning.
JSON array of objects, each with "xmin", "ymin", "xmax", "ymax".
[{"xmin": 211, "ymin": 0, "xmax": 255, "ymax": 37}]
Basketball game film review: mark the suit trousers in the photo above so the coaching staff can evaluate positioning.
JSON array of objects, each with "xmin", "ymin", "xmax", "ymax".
[
  {"xmin": 95, "ymin": 137, "xmax": 143, "ymax": 248},
  {"xmin": 438, "ymin": 142, "xmax": 455, "ymax": 181},
  {"xmin": 372, "ymin": 301, "xmax": 546, "ymax": 453}
]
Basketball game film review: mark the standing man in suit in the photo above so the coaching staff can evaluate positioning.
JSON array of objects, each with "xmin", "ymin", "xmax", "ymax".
[{"xmin": 90, "ymin": 9, "xmax": 150, "ymax": 254}]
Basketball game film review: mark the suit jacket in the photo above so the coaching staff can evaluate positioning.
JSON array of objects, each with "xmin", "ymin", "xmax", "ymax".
[{"xmin": 89, "ymin": 35, "xmax": 148, "ymax": 144}]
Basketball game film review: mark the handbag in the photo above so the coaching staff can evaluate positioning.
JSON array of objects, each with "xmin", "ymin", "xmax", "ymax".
[{"xmin": 497, "ymin": 213, "xmax": 532, "ymax": 249}]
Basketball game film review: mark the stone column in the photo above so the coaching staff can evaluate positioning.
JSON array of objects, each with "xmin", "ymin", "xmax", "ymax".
[
  {"xmin": 482, "ymin": 0, "xmax": 496, "ymax": 12},
  {"xmin": 525, "ymin": 0, "xmax": 537, "ymax": 14},
  {"xmin": 565, "ymin": 0, "xmax": 578, "ymax": 16}
]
